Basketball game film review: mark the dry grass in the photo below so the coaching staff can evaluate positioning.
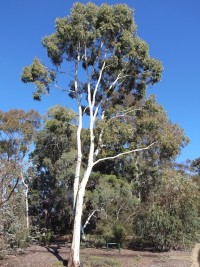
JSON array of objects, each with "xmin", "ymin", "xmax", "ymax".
[{"xmin": 81, "ymin": 255, "xmax": 120, "ymax": 267}]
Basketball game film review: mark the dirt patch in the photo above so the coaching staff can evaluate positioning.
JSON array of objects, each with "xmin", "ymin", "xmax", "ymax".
[
  {"xmin": 191, "ymin": 243, "xmax": 200, "ymax": 267},
  {"xmin": 0, "ymin": 244, "xmax": 192, "ymax": 267}
]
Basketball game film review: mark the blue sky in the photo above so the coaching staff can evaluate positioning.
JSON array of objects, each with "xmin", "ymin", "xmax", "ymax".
[{"xmin": 0, "ymin": 0, "xmax": 199, "ymax": 162}]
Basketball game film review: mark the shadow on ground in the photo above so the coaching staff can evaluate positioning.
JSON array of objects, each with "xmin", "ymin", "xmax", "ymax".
[{"xmin": 46, "ymin": 245, "xmax": 68, "ymax": 266}]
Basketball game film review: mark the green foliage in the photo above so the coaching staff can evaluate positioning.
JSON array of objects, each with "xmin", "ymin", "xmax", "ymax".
[
  {"xmin": 21, "ymin": 58, "xmax": 55, "ymax": 101},
  {"xmin": 112, "ymin": 224, "xmax": 126, "ymax": 244},
  {"xmin": 85, "ymin": 173, "xmax": 138, "ymax": 237},
  {"xmin": 134, "ymin": 170, "xmax": 200, "ymax": 250},
  {"xmin": 0, "ymin": 109, "xmax": 40, "ymax": 255},
  {"xmin": 22, "ymin": 2, "xmax": 162, "ymax": 108},
  {"xmin": 0, "ymin": 109, "xmax": 40, "ymax": 159},
  {"xmin": 94, "ymin": 96, "xmax": 189, "ymax": 204},
  {"xmin": 0, "ymin": 189, "xmax": 29, "ymax": 257},
  {"xmin": 192, "ymin": 157, "xmax": 200, "ymax": 175},
  {"xmin": 29, "ymin": 105, "xmax": 76, "ymax": 234},
  {"xmin": 40, "ymin": 230, "xmax": 55, "ymax": 245}
]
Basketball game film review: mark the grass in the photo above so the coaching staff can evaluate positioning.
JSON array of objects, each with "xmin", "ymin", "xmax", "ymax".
[
  {"xmin": 132, "ymin": 254, "xmax": 142, "ymax": 263},
  {"xmin": 81, "ymin": 255, "xmax": 121, "ymax": 267}
]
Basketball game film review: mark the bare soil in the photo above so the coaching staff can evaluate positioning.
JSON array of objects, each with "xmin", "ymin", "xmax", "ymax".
[{"xmin": 0, "ymin": 243, "xmax": 193, "ymax": 267}]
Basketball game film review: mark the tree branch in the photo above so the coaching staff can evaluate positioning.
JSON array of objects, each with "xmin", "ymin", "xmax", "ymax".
[
  {"xmin": 93, "ymin": 142, "xmax": 156, "ymax": 166},
  {"xmin": 0, "ymin": 177, "xmax": 19, "ymax": 208},
  {"xmin": 81, "ymin": 209, "xmax": 100, "ymax": 237},
  {"xmin": 107, "ymin": 108, "xmax": 142, "ymax": 123},
  {"xmin": 94, "ymin": 111, "xmax": 105, "ymax": 159}
]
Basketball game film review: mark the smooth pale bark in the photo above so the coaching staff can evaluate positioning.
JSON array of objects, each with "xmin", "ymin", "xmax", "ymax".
[
  {"xmin": 81, "ymin": 209, "xmax": 100, "ymax": 237},
  {"xmin": 21, "ymin": 172, "xmax": 29, "ymax": 229},
  {"xmin": 68, "ymin": 166, "xmax": 93, "ymax": 267},
  {"xmin": 73, "ymin": 105, "xmax": 82, "ymax": 210},
  {"xmin": 73, "ymin": 58, "xmax": 82, "ymax": 210},
  {"xmin": 68, "ymin": 60, "xmax": 98, "ymax": 266}
]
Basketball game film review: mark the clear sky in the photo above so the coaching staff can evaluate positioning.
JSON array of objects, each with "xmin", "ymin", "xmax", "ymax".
[{"xmin": 0, "ymin": 0, "xmax": 199, "ymax": 162}]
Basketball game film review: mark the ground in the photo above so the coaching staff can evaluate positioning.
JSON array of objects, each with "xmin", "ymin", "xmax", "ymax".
[{"xmin": 0, "ymin": 243, "xmax": 194, "ymax": 267}]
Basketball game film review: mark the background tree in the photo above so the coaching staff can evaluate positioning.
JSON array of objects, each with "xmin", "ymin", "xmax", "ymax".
[
  {"xmin": 0, "ymin": 109, "xmax": 40, "ymax": 254},
  {"xmin": 85, "ymin": 174, "xmax": 138, "ymax": 240},
  {"xmin": 133, "ymin": 168, "xmax": 200, "ymax": 250},
  {"xmin": 0, "ymin": 109, "xmax": 40, "ymax": 207},
  {"xmin": 29, "ymin": 105, "xmax": 76, "ymax": 234},
  {"xmin": 21, "ymin": 3, "xmax": 163, "ymax": 266},
  {"xmin": 94, "ymin": 96, "xmax": 189, "ymax": 201}
]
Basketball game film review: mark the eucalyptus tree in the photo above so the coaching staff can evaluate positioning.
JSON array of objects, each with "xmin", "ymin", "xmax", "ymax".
[
  {"xmin": 21, "ymin": 3, "xmax": 162, "ymax": 266},
  {"xmin": 29, "ymin": 105, "xmax": 76, "ymax": 233},
  {"xmin": 0, "ymin": 109, "xmax": 40, "ymax": 209},
  {"xmin": 125, "ymin": 96, "xmax": 189, "ymax": 200},
  {"xmin": 0, "ymin": 109, "xmax": 40, "ymax": 251}
]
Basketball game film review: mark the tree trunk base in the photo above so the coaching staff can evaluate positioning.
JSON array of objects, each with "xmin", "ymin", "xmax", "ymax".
[{"xmin": 68, "ymin": 248, "xmax": 80, "ymax": 267}]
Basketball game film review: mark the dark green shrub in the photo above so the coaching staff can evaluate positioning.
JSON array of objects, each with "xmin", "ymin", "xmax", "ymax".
[{"xmin": 112, "ymin": 224, "xmax": 126, "ymax": 244}]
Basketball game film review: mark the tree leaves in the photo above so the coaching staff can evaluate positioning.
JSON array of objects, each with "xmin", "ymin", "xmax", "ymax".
[{"xmin": 21, "ymin": 58, "xmax": 55, "ymax": 100}]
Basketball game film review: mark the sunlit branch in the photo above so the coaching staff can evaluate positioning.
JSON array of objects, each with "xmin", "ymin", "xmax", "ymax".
[
  {"xmin": 92, "ymin": 61, "xmax": 106, "ymax": 107},
  {"xmin": 108, "ymin": 108, "xmax": 142, "ymax": 121},
  {"xmin": 94, "ymin": 111, "xmax": 105, "ymax": 158},
  {"xmin": 93, "ymin": 142, "xmax": 156, "ymax": 166}
]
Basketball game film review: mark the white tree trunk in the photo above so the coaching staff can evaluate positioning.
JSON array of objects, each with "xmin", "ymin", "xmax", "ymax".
[
  {"xmin": 25, "ymin": 187, "xmax": 29, "ymax": 229},
  {"xmin": 73, "ymin": 105, "xmax": 82, "ymax": 210},
  {"xmin": 68, "ymin": 166, "xmax": 93, "ymax": 267},
  {"xmin": 21, "ymin": 172, "xmax": 29, "ymax": 229}
]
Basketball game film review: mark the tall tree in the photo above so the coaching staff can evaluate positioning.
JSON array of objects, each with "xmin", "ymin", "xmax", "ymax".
[
  {"xmin": 0, "ymin": 109, "xmax": 40, "ymax": 251},
  {"xmin": 21, "ymin": 3, "xmax": 162, "ymax": 266},
  {"xmin": 29, "ymin": 105, "xmax": 76, "ymax": 233}
]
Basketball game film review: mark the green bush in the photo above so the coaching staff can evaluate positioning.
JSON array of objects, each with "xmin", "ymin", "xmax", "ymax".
[
  {"xmin": 112, "ymin": 224, "xmax": 126, "ymax": 244},
  {"xmin": 40, "ymin": 229, "xmax": 55, "ymax": 245},
  {"xmin": 95, "ymin": 222, "xmax": 113, "ymax": 242},
  {"xmin": 133, "ymin": 172, "xmax": 200, "ymax": 251}
]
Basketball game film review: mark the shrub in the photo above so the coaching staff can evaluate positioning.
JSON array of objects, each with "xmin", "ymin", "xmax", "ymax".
[
  {"xmin": 133, "ymin": 171, "xmax": 200, "ymax": 251},
  {"xmin": 112, "ymin": 224, "xmax": 126, "ymax": 244}
]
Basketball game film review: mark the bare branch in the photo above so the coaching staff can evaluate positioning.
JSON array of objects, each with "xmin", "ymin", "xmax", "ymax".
[
  {"xmin": 0, "ymin": 177, "xmax": 19, "ymax": 208},
  {"xmin": 92, "ymin": 61, "xmax": 106, "ymax": 108},
  {"xmin": 94, "ymin": 111, "xmax": 105, "ymax": 158},
  {"xmin": 53, "ymin": 83, "xmax": 68, "ymax": 92},
  {"xmin": 93, "ymin": 142, "xmax": 156, "ymax": 166},
  {"xmin": 81, "ymin": 209, "xmax": 100, "ymax": 236},
  {"xmin": 107, "ymin": 108, "xmax": 142, "ymax": 122},
  {"xmin": 105, "ymin": 74, "xmax": 120, "ymax": 96}
]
